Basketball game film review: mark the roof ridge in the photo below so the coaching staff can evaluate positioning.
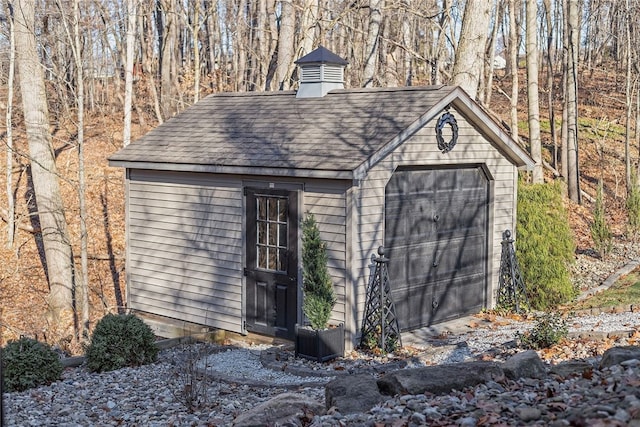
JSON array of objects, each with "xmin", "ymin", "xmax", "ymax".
[
  {"xmin": 330, "ymin": 85, "xmax": 452, "ymax": 94},
  {"xmin": 211, "ymin": 90, "xmax": 297, "ymax": 98},
  {"xmin": 207, "ymin": 85, "xmax": 453, "ymax": 99}
]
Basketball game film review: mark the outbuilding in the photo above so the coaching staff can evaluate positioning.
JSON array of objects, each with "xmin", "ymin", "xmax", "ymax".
[{"xmin": 109, "ymin": 46, "xmax": 534, "ymax": 349}]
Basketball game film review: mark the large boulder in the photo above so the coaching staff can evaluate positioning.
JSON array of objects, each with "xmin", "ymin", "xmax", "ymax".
[
  {"xmin": 502, "ymin": 350, "xmax": 547, "ymax": 379},
  {"xmin": 325, "ymin": 374, "xmax": 387, "ymax": 414},
  {"xmin": 377, "ymin": 361, "xmax": 504, "ymax": 396},
  {"xmin": 599, "ymin": 346, "xmax": 640, "ymax": 369},
  {"xmin": 232, "ymin": 392, "xmax": 324, "ymax": 427}
]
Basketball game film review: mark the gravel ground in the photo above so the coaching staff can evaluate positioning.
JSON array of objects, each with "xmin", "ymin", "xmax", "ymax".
[
  {"xmin": 4, "ymin": 310, "xmax": 639, "ymax": 426},
  {"xmin": 3, "ymin": 243, "xmax": 640, "ymax": 426}
]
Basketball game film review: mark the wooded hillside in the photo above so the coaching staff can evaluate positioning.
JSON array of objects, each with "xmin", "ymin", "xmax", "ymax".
[{"xmin": 0, "ymin": 0, "xmax": 638, "ymax": 352}]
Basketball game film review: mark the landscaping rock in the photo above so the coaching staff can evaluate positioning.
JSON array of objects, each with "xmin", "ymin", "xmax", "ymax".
[
  {"xmin": 599, "ymin": 346, "xmax": 640, "ymax": 369},
  {"xmin": 232, "ymin": 392, "xmax": 324, "ymax": 427},
  {"xmin": 502, "ymin": 350, "xmax": 547, "ymax": 379},
  {"xmin": 325, "ymin": 374, "xmax": 386, "ymax": 414},
  {"xmin": 549, "ymin": 360, "xmax": 594, "ymax": 378},
  {"xmin": 377, "ymin": 361, "xmax": 504, "ymax": 396}
]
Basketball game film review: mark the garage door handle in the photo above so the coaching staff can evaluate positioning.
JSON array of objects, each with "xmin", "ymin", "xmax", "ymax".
[{"xmin": 433, "ymin": 214, "xmax": 440, "ymax": 222}]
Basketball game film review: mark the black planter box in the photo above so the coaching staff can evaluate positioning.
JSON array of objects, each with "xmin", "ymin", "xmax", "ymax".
[{"xmin": 295, "ymin": 323, "xmax": 345, "ymax": 362}]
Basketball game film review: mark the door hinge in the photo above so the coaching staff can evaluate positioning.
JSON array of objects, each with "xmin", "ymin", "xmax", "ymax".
[{"xmin": 243, "ymin": 268, "xmax": 248, "ymax": 277}]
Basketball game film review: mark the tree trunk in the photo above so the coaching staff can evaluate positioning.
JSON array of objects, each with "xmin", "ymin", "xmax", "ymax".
[
  {"xmin": 275, "ymin": 0, "xmax": 295, "ymax": 90},
  {"xmin": 192, "ymin": 0, "xmax": 202, "ymax": 102},
  {"xmin": 508, "ymin": 0, "xmax": 519, "ymax": 141},
  {"xmin": 566, "ymin": 0, "xmax": 581, "ymax": 203},
  {"xmin": 4, "ymin": 0, "xmax": 15, "ymax": 249},
  {"xmin": 363, "ymin": 0, "xmax": 383, "ymax": 87},
  {"xmin": 452, "ymin": 0, "xmax": 491, "ymax": 99},
  {"xmin": 542, "ymin": 0, "xmax": 558, "ymax": 170},
  {"xmin": 299, "ymin": 0, "xmax": 319, "ymax": 56},
  {"xmin": 433, "ymin": 0, "xmax": 451, "ymax": 84},
  {"xmin": 481, "ymin": 0, "xmax": 501, "ymax": 106},
  {"xmin": 70, "ymin": 0, "xmax": 90, "ymax": 340},
  {"xmin": 159, "ymin": 0, "xmax": 176, "ymax": 118},
  {"xmin": 401, "ymin": 5, "xmax": 412, "ymax": 86},
  {"xmin": 624, "ymin": 0, "xmax": 632, "ymax": 191},
  {"xmin": 526, "ymin": 0, "xmax": 543, "ymax": 183},
  {"xmin": 139, "ymin": 7, "xmax": 163, "ymax": 124},
  {"xmin": 123, "ymin": 0, "xmax": 136, "ymax": 146},
  {"xmin": 14, "ymin": 0, "xmax": 76, "ymax": 341}
]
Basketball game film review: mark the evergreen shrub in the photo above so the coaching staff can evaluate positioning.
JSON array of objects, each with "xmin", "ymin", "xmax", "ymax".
[
  {"xmin": 591, "ymin": 179, "xmax": 612, "ymax": 258},
  {"xmin": 301, "ymin": 213, "xmax": 336, "ymax": 330},
  {"xmin": 627, "ymin": 171, "xmax": 640, "ymax": 233},
  {"xmin": 85, "ymin": 313, "xmax": 158, "ymax": 373},
  {"xmin": 516, "ymin": 179, "xmax": 577, "ymax": 309},
  {"xmin": 2, "ymin": 336, "xmax": 63, "ymax": 392}
]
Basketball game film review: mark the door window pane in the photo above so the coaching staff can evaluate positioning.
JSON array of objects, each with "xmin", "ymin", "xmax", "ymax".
[
  {"xmin": 257, "ymin": 196, "xmax": 267, "ymax": 220},
  {"xmin": 255, "ymin": 195, "xmax": 289, "ymax": 272},
  {"xmin": 268, "ymin": 223, "xmax": 277, "ymax": 246},
  {"xmin": 268, "ymin": 198, "xmax": 278, "ymax": 221}
]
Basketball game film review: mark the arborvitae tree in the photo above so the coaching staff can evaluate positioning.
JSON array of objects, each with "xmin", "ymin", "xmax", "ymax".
[
  {"xmin": 516, "ymin": 179, "xmax": 577, "ymax": 309},
  {"xmin": 301, "ymin": 213, "xmax": 336, "ymax": 330},
  {"xmin": 627, "ymin": 170, "xmax": 640, "ymax": 233},
  {"xmin": 591, "ymin": 179, "xmax": 613, "ymax": 258}
]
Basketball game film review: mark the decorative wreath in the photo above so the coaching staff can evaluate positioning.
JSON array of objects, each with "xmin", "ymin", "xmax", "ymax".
[{"xmin": 436, "ymin": 112, "xmax": 459, "ymax": 154}]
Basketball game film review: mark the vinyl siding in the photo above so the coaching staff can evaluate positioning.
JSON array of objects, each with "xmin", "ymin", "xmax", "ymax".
[
  {"xmin": 127, "ymin": 170, "xmax": 244, "ymax": 332},
  {"xmin": 350, "ymin": 109, "xmax": 518, "ymax": 335},
  {"xmin": 303, "ymin": 181, "xmax": 349, "ymax": 328}
]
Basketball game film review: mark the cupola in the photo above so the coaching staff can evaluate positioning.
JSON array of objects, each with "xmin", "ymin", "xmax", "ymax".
[{"xmin": 295, "ymin": 46, "xmax": 348, "ymax": 98}]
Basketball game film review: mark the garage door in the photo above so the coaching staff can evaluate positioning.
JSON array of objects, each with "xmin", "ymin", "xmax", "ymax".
[{"xmin": 384, "ymin": 166, "xmax": 489, "ymax": 330}]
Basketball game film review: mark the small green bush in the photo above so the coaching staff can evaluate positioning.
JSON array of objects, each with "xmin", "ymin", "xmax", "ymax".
[
  {"xmin": 516, "ymin": 312, "xmax": 569, "ymax": 349},
  {"xmin": 591, "ymin": 179, "xmax": 612, "ymax": 258},
  {"xmin": 301, "ymin": 213, "xmax": 336, "ymax": 330},
  {"xmin": 516, "ymin": 179, "xmax": 577, "ymax": 309},
  {"xmin": 85, "ymin": 313, "xmax": 158, "ymax": 373},
  {"xmin": 2, "ymin": 337, "xmax": 63, "ymax": 392}
]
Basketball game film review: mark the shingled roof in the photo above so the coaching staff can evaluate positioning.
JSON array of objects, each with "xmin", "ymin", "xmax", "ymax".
[{"xmin": 109, "ymin": 85, "xmax": 533, "ymax": 179}]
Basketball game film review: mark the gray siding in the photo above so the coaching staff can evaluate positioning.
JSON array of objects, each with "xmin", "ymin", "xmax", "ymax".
[
  {"xmin": 127, "ymin": 170, "xmax": 244, "ymax": 333},
  {"xmin": 302, "ymin": 180, "xmax": 350, "ymax": 328},
  {"xmin": 350, "ymin": 109, "xmax": 517, "ymax": 338}
]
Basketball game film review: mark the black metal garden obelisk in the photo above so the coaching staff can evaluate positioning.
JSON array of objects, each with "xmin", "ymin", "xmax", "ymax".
[
  {"xmin": 360, "ymin": 246, "xmax": 402, "ymax": 353},
  {"xmin": 497, "ymin": 229, "xmax": 529, "ymax": 313}
]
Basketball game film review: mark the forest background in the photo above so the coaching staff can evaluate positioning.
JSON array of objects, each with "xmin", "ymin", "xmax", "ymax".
[{"xmin": 0, "ymin": 0, "xmax": 638, "ymax": 353}]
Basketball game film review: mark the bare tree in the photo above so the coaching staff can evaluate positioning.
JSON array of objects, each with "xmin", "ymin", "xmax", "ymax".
[
  {"xmin": 526, "ymin": 0, "xmax": 543, "ymax": 182},
  {"xmin": 565, "ymin": 0, "xmax": 581, "ymax": 203},
  {"xmin": 542, "ymin": 0, "xmax": 558, "ymax": 170},
  {"xmin": 139, "ymin": 2, "xmax": 163, "ymax": 123},
  {"xmin": 363, "ymin": 0, "xmax": 383, "ymax": 87},
  {"xmin": 70, "ymin": 0, "xmax": 89, "ymax": 340},
  {"xmin": 14, "ymin": 0, "xmax": 76, "ymax": 340},
  {"xmin": 123, "ymin": 0, "xmax": 136, "ymax": 145},
  {"xmin": 508, "ymin": 0, "xmax": 519, "ymax": 141},
  {"xmin": 624, "ymin": 0, "xmax": 633, "ymax": 191},
  {"xmin": 481, "ymin": 0, "xmax": 501, "ymax": 106},
  {"xmin": 159, "ymin": 0, "xmax": 177, "ymax": 118},
  {"xmin": 452, "ymin": 0, "xmax": 491, "ymax": 98},
  {"xmin": 275, "ymin": 0, "xmax": 296, "ymax": 89},
  {"xmin": 4, "ymin": 0, "xmax": 16, "ymax": 249},
  {"xmin": 298, "ymin": 0, "xmax": 319, "ymax": 56}
]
